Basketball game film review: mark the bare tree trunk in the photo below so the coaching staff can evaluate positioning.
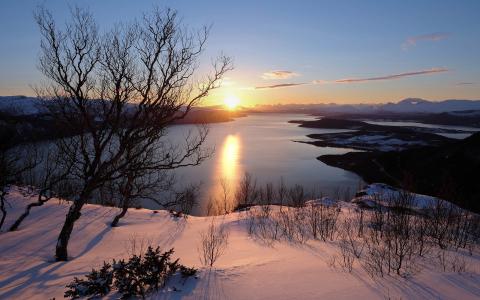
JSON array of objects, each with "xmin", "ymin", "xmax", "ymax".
[
  {"xmin": 9, "ymin": 191, "xmax": 49, "ymax": 231},
  {"xmin": 0, "ymin": 192, "xmax": 7, "ymax": 231},
  {"xmin": 55, "ymin": 200, "xmax": 85, "ymax": 261},
  {"xmin": 111, "ymin": 203, "xmax": 128, "ymax": 227},
  {"xmin": 111, "ymin": 174, "xmax": 133, "ymax": 227}
]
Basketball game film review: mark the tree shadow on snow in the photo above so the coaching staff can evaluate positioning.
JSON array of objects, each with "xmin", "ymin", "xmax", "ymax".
[
  {"xmin": 148, "ymin": 268, "xmax": 225, "ymax": 300},
  {"xmin": 0, "ymin": 260, "xmax": 83, "ymax": 298}
]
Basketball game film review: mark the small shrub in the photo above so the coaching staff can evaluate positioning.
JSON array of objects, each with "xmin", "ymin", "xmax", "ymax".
[
  {"xmin": 65, "ymin": 247, "xmax": 195, "ymax": 299},
  {"xmin": 65, "ymin": 262, "xmax": 113, "ymax": 299},
  {"xmin": 113, "ymin": 255, "xmax": 145, "ymax": 298},
  {"xmin": 180, "ymin": 265, "xmax": 198, "ymax": 278}
]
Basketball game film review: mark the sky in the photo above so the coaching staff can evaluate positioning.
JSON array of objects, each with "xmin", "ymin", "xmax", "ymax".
[{"xmin": 0, "ymin": 0, "xmax": 479, "ymax": 106}]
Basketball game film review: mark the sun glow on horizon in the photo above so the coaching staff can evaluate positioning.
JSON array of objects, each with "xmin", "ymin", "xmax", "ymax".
[{"xmin": 224, "ymin": 95, "xmax": 240, "ymax": 110}]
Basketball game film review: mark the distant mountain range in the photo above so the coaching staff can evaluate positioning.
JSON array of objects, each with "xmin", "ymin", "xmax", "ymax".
[
  {"xmin": 253, "ymin": 98, "xmax": 480, "ymax": 114},
  {"xmin": 2, "ymin": 95, "xmax": 480, "ymax": 116},
  {"xmin": 0, "ymin": 95, "xmax": 244, "ymax": 119},
  {"xmin": 0, "ymin": 96, "xmax": 46, "ymax": 116},
  {"xmin": 381, "ymin": 98, "xmax": 480, "ymax": 113},
  {"xmin": 0, "ymin": 96, "xmax": 246, "ymax": 146}
]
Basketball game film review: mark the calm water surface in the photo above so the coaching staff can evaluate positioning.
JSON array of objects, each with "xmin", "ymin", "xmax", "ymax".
[{"xmin": 160, "ymin": 113, "xmax": 362, "ymax": 215}]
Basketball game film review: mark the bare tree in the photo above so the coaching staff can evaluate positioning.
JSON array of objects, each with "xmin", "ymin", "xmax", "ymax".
[
  {"xmin": 257, "ymin": 182, "xmax": 274, "ymax": 219},
  {"xmin": 361, "ymin": 189, "xmax": 424, "ymax": 277},
  {"xmin": 109, "ymin": 169, "xmax": 173, "ymax": 227},
  {"xmin": 198, "ymin": 220, "xmax": 229, "ymax": 267},
  {"xmin": 235, "ymin": 172, "xmax": 259, "ymax": 209},
  {"xmin": 305, "ymin": 201, "xmax": 321, "ymax": 239},
  {"xmin": 0, "ymin": 146, "xmax": 16, "ymax": 230},
  {"xmin": 35, "ymin": 6, "xmax": 231, "ymax": 261},
  {"xmin": 288, "ymin": 184, "xmax": 306, "ymax": 207},
  {"xmin": 276, "ymin": 177, "xmax": 287, "ymax": 208},
  {"xmin": 9, "ymin": 145, "xmax": 73, "ymax": 231},
  {"xmin": 0, "ymin": 133, "xmax": 39, "ymax": 231},
  {"xmin": 206, "ymin": 196, "xmax": 220, "ymax": 216},
  {"xmin": 337, "ymin": 239, "xmax": 356, "ymax": 273},
  {"xmin": 339, "ymin": 218, "xmax": 364, "ymax": 258},
  {"xmin": 0, "ymin": 148, "xmax": 18, "ymax": 230},
  {"xmin": 219, "ymin": 177, "xmax": 231, "ymax": 214},
  {"xmin": 170, "ymin": 182, "xmax": 201, "ymax": 216}
]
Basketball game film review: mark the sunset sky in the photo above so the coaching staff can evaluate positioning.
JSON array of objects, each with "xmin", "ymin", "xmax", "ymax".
[{"xmin": 1, "ymin": 0, "xmax": 479, "ymax": 106}]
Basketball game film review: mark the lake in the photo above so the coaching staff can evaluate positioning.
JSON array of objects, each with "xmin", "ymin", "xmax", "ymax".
[{"xmin": 162, "ymin": 113, "xmax": 362, "ymax": 215}]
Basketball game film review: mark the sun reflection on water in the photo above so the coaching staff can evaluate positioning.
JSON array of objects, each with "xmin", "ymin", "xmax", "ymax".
[
  {"xmin": 220, "ymin": 134, "xmax": 240, "ymax": 181},
  {"xmin": 205, "ymin": 134, "xmax": 242, "ymax": 213}
]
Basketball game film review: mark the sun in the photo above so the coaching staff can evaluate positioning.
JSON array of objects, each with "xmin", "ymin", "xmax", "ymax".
[{"xmin": 224, "ymin": 95, "xmax": 240, "ymax": 110}]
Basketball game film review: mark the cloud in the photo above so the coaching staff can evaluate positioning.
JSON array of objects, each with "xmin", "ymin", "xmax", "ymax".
[
  {"xmin": 402, "ymin": 32, "xmax": 450, "ymax": 50},
  {"xmin": 262, "ymin": 70, "xmax": 299, "ymax": 80},
  {"xmin": 456, "ymin": 82, "xmax": 476, "ymax": 86},
  {"xmin": 254, "ymin": 68, "xmax": 449, "ymax": 89},
  {"xmin": 220, "ymin": 77, "xmax": 235, "ymax": 87},
  {"xmin": 334, "ymin": 68, "xmax": 449, "ymax": 84},
  {"xmin": 255, "ymin": 83, "xmax": 306, "ymax": 90}
]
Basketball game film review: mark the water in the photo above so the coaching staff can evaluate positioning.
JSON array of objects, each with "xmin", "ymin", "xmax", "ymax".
[
  {"xmin": 364, "ymin": 120, "xmax": 480, "ymax": 139},
  {"xmin": 160, "ymin": 113, "xmax": 362, "ymax": 215}
]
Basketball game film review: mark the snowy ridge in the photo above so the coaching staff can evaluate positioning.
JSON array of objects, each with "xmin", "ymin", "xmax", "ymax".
[
  {"xmin": 352, "ymin": 183, "xmax": 462, "ymax": 212},
  {"xmin": 0, "ymin": 186, "xmax": 479, "ymax": 299},
  {"xmin": 333, "ymin": 134, "xmax": 428, "ymax": 151}
]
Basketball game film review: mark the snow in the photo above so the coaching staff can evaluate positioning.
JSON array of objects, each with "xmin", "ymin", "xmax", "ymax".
[
  {"xmin": 305, "ymin": 196, "xmax": 338, "ymax": 207},
  {"xmin": 1, "ymin": 187, "xmax": 479, "ymax": 299},
  {"xmin": 352, "ymin": 183, "xmax": 462, "ymax": 212},
  {"xmin": 332, "ymin": 134, "xmax": 427, "ymax": 151}
]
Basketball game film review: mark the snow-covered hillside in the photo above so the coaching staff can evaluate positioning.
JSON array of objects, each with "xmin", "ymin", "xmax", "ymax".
[{"xmin": 0, "ymin": 187, "xmax": 479, "ymax": 299}]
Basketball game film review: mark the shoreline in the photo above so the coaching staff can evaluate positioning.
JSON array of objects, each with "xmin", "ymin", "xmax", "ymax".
[{"xmin": 291, "ymin": 117, "xmax": 480, "ymax": 213}]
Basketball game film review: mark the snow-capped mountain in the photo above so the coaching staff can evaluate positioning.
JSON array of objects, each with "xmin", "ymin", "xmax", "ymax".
[
  {"xmin": 255, "ymin": 98, "xmax": 480, "ymax": 114},
  {"xmin": 379, "ymin": 98, "xmax": 480, "ymax": 113}
]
